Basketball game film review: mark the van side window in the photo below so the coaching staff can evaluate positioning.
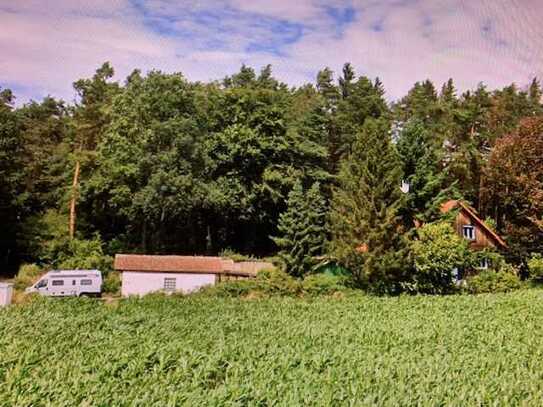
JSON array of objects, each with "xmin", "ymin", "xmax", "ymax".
[
  {"xmin": 81, "ymin": 279, "xmax": 92, "ymax": 286},
  {"xmin": 51, "ymin": 280, "xmax": 64, "ymax": 286}
]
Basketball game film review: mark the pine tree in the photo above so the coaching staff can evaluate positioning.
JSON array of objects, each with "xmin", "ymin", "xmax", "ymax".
[
  {"xmin": 397, "ymin": 120, "xmax": 457, "ymax": 223},
  {"xmin": 440, "ymin": 78, "xmax": 457, "ymax": 105},
  {"xmin": 339, "ymin": 62, "xmax": 355, "ymax": 99},
  {"xmin": 329, "ymin": 118, "xmax": 409, "ymax": 292},
  {"xmin": 272, "ymin": 181, "xmax": 327, "ymax": 278},
  {"xmin": 316, "ymin": 67, "xmax": 339, "ymax": 111},
  {"xmin": 528, "ymin": 77, "xmax": 543, "ymax": 115}
]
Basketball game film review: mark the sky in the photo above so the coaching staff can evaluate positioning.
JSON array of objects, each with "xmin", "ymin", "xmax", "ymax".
[{"xmin": 1, "ymin": 0, "xmax": 542, "ymax": 104}]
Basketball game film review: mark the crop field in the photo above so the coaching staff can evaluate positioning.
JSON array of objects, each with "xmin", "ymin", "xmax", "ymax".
[{"xmin": 2, "ymin": 291, "xmax": 543, "ymax": 405}]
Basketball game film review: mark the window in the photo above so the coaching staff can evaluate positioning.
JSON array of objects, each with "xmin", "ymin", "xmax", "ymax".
[
  {"xmin": 35, "ymin": 279, "xmax": 47, "ymax": 288},
  {"xmin": 478, "ymin": 258, "xmax": 490, "ymax": 270},
  {"xmin": 81, "ymin": 279, "xmax": 92, "ymax": 286},
  {"xmin": 164, "ymin": 278, "xmax": 176, "ymax": 292},
  {"xmin": 51, "ymin": 280, "xmax": 64, "ymax": 286},
  {"xmin": 463, "ymin": 225, "xmax": 476, "ymax": 241}
]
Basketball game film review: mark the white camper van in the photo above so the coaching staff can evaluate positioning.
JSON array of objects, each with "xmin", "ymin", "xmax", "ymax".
[{"xmin": 26, "ymin": 270, "xmax": 102, "ymax": 297}]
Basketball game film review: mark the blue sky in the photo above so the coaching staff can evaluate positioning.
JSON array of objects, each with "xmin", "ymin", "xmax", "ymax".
[{"xmin": 1, "ymin": 0, "xmax": 542, "ymax": 104}]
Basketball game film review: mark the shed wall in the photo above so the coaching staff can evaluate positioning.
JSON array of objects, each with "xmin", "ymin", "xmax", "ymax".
[
  {"xmin": 0, "ymin": 283, "xmax": 13, "ymax": 307},
  {"xmin": 121, "ymin": 271, "xmax": 215, "ymax": 297}
]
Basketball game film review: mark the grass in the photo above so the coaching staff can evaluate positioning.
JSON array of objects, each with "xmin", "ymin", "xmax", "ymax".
[{"xmin": 2, "ymin": 290, "xmax": 543, "ymax": 405}]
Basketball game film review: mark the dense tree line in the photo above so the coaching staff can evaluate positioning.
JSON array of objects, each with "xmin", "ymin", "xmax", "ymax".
[{"xmin": 1, "ymin": 63, "xmax": 542, "ymax": 289}]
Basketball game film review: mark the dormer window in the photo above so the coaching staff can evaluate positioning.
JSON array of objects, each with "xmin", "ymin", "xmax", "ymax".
[{"xmin": 463, "ymin": 225, "xmax": 476, "ymax": 241}]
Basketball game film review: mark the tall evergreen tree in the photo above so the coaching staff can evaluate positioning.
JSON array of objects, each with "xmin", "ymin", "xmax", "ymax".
[
  {"xmin": 335, "ymin": 73, "xmax": 389, "ymax": 160},
  {"xmin": 329, "ymin": 118, "xmax": 409, "ymax": 292},
  {"xmin": 339, "ymin": 62, "xmax": 355, "ymax": 99},
  {"xmin": 397, "ymin": 120, "xmax": 457, "ymax": 223},
  {"xmin": 272, "ymin": 181, "xmax": 327, "ymax": 277},
  {"xmin": 316, "ymin": 67, "xmax": 339, "ymax": 111},
  {"xmin": 528, "ymin": 77, "xmax": 543, "ymax": 115}
]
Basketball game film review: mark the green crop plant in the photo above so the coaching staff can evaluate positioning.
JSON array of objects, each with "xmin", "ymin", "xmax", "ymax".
[{"xmin": 2, "ymin": 291, "xmax": 543, "ymax": 405}]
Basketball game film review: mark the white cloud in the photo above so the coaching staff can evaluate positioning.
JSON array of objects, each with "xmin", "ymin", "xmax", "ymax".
[{"xmin": 1, "ymin": 0, "xmax": 542, "ymax": 104}]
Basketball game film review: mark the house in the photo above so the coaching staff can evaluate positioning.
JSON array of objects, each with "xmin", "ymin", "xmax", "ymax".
[
  {"xmin": 440, "ymin": 200, "xmax": 507, "ymax": 251},
  {"xmin": 356, "ymin": 200, "xmax": 507, "ymax": 262},
  {"xmin": 440, "ymin": 200, "xmax": 507, "ymax": 271},
  {"xmin": 114, "ymin": 254, "xmax": 273, "ymax": 296}
]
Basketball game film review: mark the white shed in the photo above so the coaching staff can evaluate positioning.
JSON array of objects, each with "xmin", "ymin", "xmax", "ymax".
[
  {"xmin": 114, "ymin": 254, "xmax": 257, "ymax": 297},
  {"xmin": 0, "ymin": 283, "xmax": 13, "ymax": 307}
]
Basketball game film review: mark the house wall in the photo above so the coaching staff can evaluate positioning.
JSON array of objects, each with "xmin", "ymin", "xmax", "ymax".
[
  {"xmin": 453, "ymin": 210, "xmax": 496, "ymax": 250},
  {"xmin": 121, "ymin": 271, "xmax": 216, "ymax": 297}
]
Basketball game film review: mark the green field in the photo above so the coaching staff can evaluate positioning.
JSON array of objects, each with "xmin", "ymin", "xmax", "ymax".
[{"xmin": 2, "ymin": 291, "xmax": 543, "ymax": 405}]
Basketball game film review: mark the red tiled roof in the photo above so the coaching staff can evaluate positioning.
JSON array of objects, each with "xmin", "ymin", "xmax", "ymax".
[{"xmin": 114, "ymin": 254, "xmax": 225, "ymax": 274}]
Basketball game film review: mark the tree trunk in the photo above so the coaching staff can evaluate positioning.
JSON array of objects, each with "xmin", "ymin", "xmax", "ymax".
[{"xmin": 69, "ymin": 159, "xmax": 81, "ymax": 239}]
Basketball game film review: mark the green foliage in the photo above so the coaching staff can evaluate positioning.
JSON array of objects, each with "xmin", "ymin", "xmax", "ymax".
[
  {"xmin": 3, "ymin": 62, "xmax": 542, "ymax": 286},
  {"xmin": 198, "ymin": 269, "xmax": 351, "ymax": 298},
  {"xmin": 101, "ymin": 271, "xmax": 121, "ymax": 295},
  {"xmin": 301, "ymin": 273, "xmax": 351, "ymax": 296},
  {"xmin": 13, "ymin": 263, "xmax": 43, "ymax": 290},
  {"xmin": 528, "ymin": 253, "xmax": 543, "ymax": 280},
  {"xmin": 0, "ymin": 87, "xmax": 23, "ymax": 273},
  {"xmin": 465, "ymin": 270, "xmax": 521, "ymax": 294},
  {"xmin": 409, "ymin": 222, "xmax": 470, "ymax": 294},
  {"xmin": 57, "ymin": 235, "xmax": 112, "ymax": 272},
  {"xmin": 396, "ymin": 120, "xmax": 457, "ymax": 223},
  {"xmin": 218, "ymin": 249, "xmax": 257, "ymax": 263},
  {"xmin": 272, "ymin": 181, "xmax": 327, "ymax": 277},
  {"xmin": 19, "ymin": 209, "xmax": 70, "ymax": 264},
  {"xmin": 468, "ymin": 249, "xmax": 512, "ymax": 273},
  {"xmin": 198, "ymin": 268, "xmax": 301, "ymax": 298},
  {"xmin": 4, "ymin": 292, "xmax": 543, "ymax": 404},
  {"xmin": 329, "ymin": 118, "xmax": 410, "ymax": 292}
]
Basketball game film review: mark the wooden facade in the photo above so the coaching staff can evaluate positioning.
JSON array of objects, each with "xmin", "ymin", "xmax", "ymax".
[{"xmin": 441, "ymin": 200, "xmax": 507, "ymax": 251}]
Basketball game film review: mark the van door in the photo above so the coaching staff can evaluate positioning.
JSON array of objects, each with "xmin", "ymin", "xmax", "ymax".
[{"xmin": 70, "ymin": 279, "xmax": 78, "ymax": 296}]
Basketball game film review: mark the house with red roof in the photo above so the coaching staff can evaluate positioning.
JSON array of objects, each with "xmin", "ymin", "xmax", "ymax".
[{"xmin": 114, "ymin": 254, "xmax": 274, "ymax": 296}]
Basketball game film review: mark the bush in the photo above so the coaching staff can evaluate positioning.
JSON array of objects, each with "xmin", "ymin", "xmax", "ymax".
[
  {"xmin": 465, "ymin": 270, "xmax": 521, "ymax": 294},
  {"xmin": 102, "ymin": 272, "xmax": 121, "ymax": 295},
  {"xmin": 409, "ymin": 222, "xmax": 470, "ymax": 294},
  {"xmin": 197, "ymin": 270, "xmax": 354, "ymax": 298},
  {"xmin": 197, "ymin": 269, "xmax": 303, "ymax": 298},
  {"xmin": 57, "ymin": 235, "xmax": 113, "ymax": 272},
  {"xmin": 528, "ymin": 253, "xmax": 543, "ymax": 281},
  {"xmin": 13, "ymin": 264, "xmax": 43, "ymax": 290},
  {"xmin": 196, "ymin": 280, "xmax": 258, "ymax": 298},
  {"xmin": 301, "ymin": 273, "xmax": 350, "ymax": 296},
  {"xmin": 219, "ymin": 249, "xmax": 256, "ymax": 263}
]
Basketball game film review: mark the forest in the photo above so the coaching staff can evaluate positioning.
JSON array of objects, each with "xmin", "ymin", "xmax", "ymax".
[{"xmin": 1, "ymin": 62, "xmax": 542, "ymax": 292}]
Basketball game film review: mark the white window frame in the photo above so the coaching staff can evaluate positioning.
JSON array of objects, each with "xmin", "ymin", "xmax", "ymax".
[
  {"xmin": 478, "ymin": 258, "xmax": 490, "ymax": 270},
  {"xmin": 463, "ymin": 225, "xmax": 476, "ymax": 241}
]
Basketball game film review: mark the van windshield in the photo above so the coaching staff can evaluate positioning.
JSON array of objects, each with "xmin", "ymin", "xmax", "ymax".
[{"xmin": 35, "ymin": 279, "xmax": 47, "ymax": 288}]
